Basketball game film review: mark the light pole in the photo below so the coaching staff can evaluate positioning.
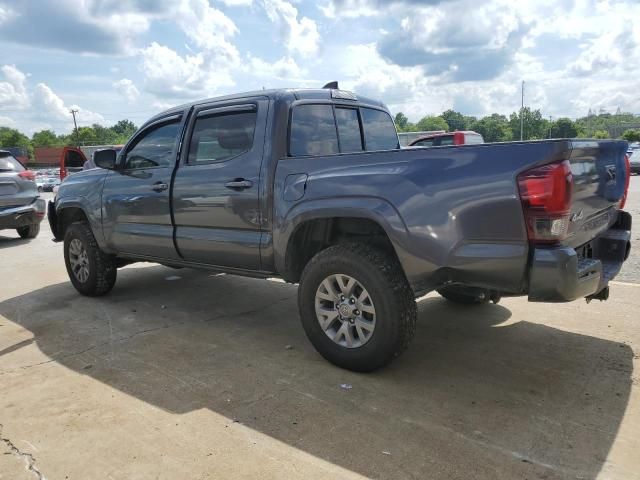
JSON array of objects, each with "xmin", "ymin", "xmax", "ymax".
[
  {"xmin": 520, "ymin": 81, "xmax": 525, "ymax": 141},
  {"xmin": 70, "ymin": 109, "xmax": 79, "ymax": 146}
]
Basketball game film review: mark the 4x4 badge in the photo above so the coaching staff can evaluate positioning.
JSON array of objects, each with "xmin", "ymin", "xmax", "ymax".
[{"xmin": 570, "ymin": 210, "xmax": 584, "ymax": 222}]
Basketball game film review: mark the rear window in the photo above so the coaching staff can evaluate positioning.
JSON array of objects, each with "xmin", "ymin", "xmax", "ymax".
[
  {"xmin": 335, "ymin": 107, "xmax": 363, "ymax": 153},
  {"xmin": 188, "ymin": 110, "xmax": 257, "ymax": 164},
  {"xmin": 361, "ymin": 108, "xmax": 399, "ymax": 151},
  {"xmin": 0, "ymin": 154, "xmax": 25, "ymax": 172},
  {"xmin": 290, "ymin": 104, "xmax": 339, "ymax": 156}
]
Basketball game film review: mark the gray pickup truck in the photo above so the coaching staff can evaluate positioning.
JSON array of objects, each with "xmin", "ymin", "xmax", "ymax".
[{"xmin": 49, "ymin": 86, "xmax": 632, "ymax": 371}]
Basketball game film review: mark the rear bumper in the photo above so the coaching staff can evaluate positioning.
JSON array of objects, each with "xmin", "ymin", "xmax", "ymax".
[
  {"xmin": 0, "ymin": 198, "xmax": 46, "ymax": 230},
  {"xmin": 528, "ymin": 210, "xmax": 632, "ymax": 302},
  {"xmin": 630, "ymin": 163, "xmax": 640, "ymax": 174}
]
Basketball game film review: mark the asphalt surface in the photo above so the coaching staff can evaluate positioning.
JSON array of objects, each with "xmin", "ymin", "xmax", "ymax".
[{"xmin": 0, "ymin": 181, "xmax": 639, "ymax": 480}]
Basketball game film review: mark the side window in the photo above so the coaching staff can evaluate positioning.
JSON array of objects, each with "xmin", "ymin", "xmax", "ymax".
[
  {"xmin": 412, "ymin": 139, "xmax": 434, "ymax": 147},
  {"xmin": 124, "ymin": 121, "xmax": 180, "ymax": 170},
  {"xmin": 188, "ymin": 110, "xmax": 257, "ymax": 164},
  {"xmin": 290, "ymin": 104, "xmax": 339, "ymax": 156},
  {"xmin": 439, "ymin": 136, "xmax": 454, "ymax": 146},
  {"xmin": 335, "ymin": 107, "xmax": 363, "ymax": 153},
  {"xmin": 361, "ymin": 108, "xmax": 399, "ymax": 151}
]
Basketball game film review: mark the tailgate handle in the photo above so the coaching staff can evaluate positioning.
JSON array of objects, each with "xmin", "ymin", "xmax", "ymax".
[{"xmin": 225, "ymin": 179, "xmax": 253, "ymax": 190}]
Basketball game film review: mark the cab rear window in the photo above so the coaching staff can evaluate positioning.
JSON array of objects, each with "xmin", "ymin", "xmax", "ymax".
[{"xmin": 289, "ymin": 104, "xmax": 398, "ymax": 157}]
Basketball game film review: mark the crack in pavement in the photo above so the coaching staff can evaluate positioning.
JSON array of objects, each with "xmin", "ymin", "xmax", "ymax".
[{"xmin": 0, "ymin": 424, "xmax": 45, "ymax": 480}]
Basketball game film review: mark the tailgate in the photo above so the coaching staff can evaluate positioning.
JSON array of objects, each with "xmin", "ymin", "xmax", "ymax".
[{"xmin": 565, "ymin": 140, "xmax": 628, "ymax": 249}]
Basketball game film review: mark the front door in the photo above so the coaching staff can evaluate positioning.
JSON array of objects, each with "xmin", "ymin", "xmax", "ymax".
[
  {"xmin": 172, "ymin": 99, "xmax": 267, "ymax": 270},
  {"xmin": 102, "ymin": 114, "xmax": 184, "ymax": 259}
]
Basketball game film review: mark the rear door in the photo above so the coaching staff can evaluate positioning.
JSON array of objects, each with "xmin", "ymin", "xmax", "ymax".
[
  {"xmin": 172, "ymin": 98, "xmax": 267, "ymax": 270},
  {"xmin": 0, "ymin": 153, "xmax": 36, "ymax": 208},
  {"xmin": 101, "ymin": 114, "xmax": 184, "ymax": 259}
]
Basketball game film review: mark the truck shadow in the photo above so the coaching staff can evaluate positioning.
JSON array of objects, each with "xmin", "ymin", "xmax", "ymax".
[
  {"xmin": 0, "ymin": 234, "xmax": 32, "ymax": 249},
  {"xmin": 0, "ymin": 265, "xmax": 633, "ymax": 480}
]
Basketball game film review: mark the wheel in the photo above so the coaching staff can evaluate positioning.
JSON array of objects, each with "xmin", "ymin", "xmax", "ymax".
[
  {"xmin": 16, "ymin": 223, "xmax": 40, "ymax": 239},
  {"xmin": 63, "ymin": 222, "xmax": 117, "ymax": 296},
  {"xmin": 37, "ymin": 186, "xmax": 43, "ymax": 192},
  {"xmin": 437, "ymin": 286, "xmax": 490, "ymax": 305},
  {"xmin": 298, "ymin": 243, "xmax": 417, "ymax": 372}
]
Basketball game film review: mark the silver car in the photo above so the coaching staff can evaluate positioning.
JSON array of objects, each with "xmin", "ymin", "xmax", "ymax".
[{"xmin": 0, "ymin": 150, "xmax": 46, "ymax": 238}]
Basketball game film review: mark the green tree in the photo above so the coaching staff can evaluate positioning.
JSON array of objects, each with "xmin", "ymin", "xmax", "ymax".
[
  {"xmin": 394, "ymin": 112, "xmax": 408, "ymax": 130},
  {"xmin": 440, "ymin": 109, "xmax": 467, "ymax": 131},
  {"xmin": 0, "ymin": 127, "xmax": 34, "ymax": 158},
  {"xmin": 111, "ymin": 119, "xmax": 137, "ymax": 143},
  {"xmin": 509, "ymin": 107, "xmax": 547, "ymax": 140},
  {"xmin": 622, "ymin": 129, "xmax": 640, "ymax": 142},
  {"xmin": 31, "ymin": 129, "xmax": 61, "ymax": 147},
  {"xmin": 470, "ymin": 114, "xmax": 512, "ymax": 143},
  {"xmin": 416, "ymin": 116, "xmax": 448, "ymax": 132},
  {"xmin": 550, "ymin": 118, "xmax": 577, "ymax": 138},
  {"xmin": 593, "ymin": 130, "xmax": 609, "ymax": 139}
]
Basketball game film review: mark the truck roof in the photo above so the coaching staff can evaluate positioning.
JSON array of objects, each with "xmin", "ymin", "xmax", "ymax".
[{"xmin": 146, "ymin": 88, "xmax": 388, "ymax": 126}]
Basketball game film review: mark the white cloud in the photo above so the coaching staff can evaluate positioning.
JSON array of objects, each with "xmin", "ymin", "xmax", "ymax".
[
  {"xmin": 140, "ymin": 42, "xmax": 235, "ymax": 99},
  {"xmin": 113, "ymin": 78, "xmax": 140, "ymax": 102},
  {"xmin": 32, "ymin": 83, "xmax": 105, "ymax": 125},
  {"xmin": 263, "ymin": 0, "xmax": 320, "ymax": 57},
  {"xmin": 218, "ymin": 0, "xmax": 253, "ymax": 5},
  {"xmin": 247, "ymin": 55, "xmax": 306, "ymax": 79},
  {"xmin": 0, "ymin": 65, "xmax": 29, "ymax": 109}
]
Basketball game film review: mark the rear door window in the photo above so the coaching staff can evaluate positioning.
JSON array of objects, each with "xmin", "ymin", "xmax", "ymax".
[
  {"xmin": 361, "ymin": 108, "xmax": 399, "ymax": 151},
  {"xmin": 188, "ymin": 110, "xmax": 257, "ymax": 164},
  {"xmin": 290, "ymin": 104, "xmax": 339, "ymax": 156},
  {"xmin": 335, "ymin": 108, "xmax": 363, "ymax": 153},
  {"xmin": 0, "ymin": 154, "xmax": 26, "ymax": 172}
]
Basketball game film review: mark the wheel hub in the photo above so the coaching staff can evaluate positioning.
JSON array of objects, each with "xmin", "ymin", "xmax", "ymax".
[{"xmin": 314, "ymin": 273, "xmax": 376, "ymax": 349}]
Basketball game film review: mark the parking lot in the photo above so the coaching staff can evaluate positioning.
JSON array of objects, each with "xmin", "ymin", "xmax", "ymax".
[{"xmin": 0, "ymin": 179, "xmax": 639, "ymax": 480}]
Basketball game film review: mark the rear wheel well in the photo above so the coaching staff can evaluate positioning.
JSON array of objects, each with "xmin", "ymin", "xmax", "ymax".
[
  {"xmin": 283, "ymin": 217, "xmax": 399, "ymax": 283},
  {"xmin": 57, "ymin": 207, "xmax": 89, "ymax": 239}
]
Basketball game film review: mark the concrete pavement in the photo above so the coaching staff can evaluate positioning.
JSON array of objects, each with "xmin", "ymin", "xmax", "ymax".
[{"xmin": 0, "ymin": 187, "xmax": 639, "ymax": 480}]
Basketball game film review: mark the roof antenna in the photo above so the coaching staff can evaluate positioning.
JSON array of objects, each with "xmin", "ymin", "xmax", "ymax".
[{"xmin": 322, "ymin": 81, "xmax": 339, "ymax": 89}]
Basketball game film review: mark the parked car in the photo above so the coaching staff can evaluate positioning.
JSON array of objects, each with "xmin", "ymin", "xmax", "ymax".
[
  {"xmin": 629, "ymin": 149, "xmax": 640, "ymax": 174},
  {"xmin": 49, "ymin": 87, "xmax": 632, "ymax": 372},
  {"xmin": 33, "ymin": 146, "xmax": 88, "ymax": 180},
  {"xmin": 41, "ymin": 176, "xmax": 61, "ymax": 192},
  {"xmin": 0, "ymin": 150, "xmax": 46, "ymax": 238},
  {"xmin": 409, "ymin": 130, "xmax": 484, "ymax": 147}
]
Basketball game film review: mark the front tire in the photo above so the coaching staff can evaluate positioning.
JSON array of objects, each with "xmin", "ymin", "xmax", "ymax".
[
  {"xmin": 64, "ymin": 222, "xmax": 117, "ymax": 296},
  {"xmin": 17, "ymin": 223, "xmax": 40, "ymax": 239},
  {"xmin": 298, "ymin": 243, "xmax": 417, "ymax": 372}
]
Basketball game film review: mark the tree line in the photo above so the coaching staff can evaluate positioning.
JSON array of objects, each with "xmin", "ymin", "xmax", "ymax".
[
  {"xmin": 394, "ymin": 109, "xmax": 640, "ymax": 143},
  {"xmin": 0, "ymin": 120, "xmax": 138, "ymax": 158}
]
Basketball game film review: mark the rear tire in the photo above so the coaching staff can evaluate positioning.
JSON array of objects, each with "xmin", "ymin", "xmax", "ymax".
[
  {"xmin": 437, "ymin": 286, "xmax": 490, "ymax": 305},
  {"xmin": 64, "ymin": 222, "xmax": 117, "ymax": 296},
  {"xmin": 298, "ymin": 243, "xmax": 417, "ymax": 372},
  {"xmin": 17, "ymin": 223, "xmax": 40, "ymax": 239}
]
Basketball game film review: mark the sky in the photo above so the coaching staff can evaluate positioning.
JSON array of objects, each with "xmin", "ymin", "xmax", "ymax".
[{"xmin": 0, "ymin": 0, "xmax": 638, "ymax": 135}]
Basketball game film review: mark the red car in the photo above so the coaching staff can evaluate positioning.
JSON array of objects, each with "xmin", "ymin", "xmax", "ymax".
[{"xmin": 409, "ymin": 131, "xmax": 484, "ymax": 147}]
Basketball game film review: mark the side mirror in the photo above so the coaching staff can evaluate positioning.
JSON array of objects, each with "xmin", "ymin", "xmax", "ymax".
[{"xmin": 93, "ymin": 149, "xmax": 118, "ymax": 170}]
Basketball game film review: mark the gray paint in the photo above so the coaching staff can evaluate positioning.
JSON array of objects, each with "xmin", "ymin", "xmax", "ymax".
[{"xmin": 51, "ymin": 88, "xmax": 631, "ymax": 299}]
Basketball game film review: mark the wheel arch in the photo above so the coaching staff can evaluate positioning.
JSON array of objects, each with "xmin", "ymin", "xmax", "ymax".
[{"xmin": 275, "ymin": 197, "xmax": 411, "ymax": 284}]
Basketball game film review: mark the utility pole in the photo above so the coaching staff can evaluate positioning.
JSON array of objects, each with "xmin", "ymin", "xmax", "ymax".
[
  {"xmin": 70, "ymin": 109, "xmax": 79, "ymax": 146},
  {"xmin": 520, "ymin": 80, "xmax": 525, "ymax": 141}
]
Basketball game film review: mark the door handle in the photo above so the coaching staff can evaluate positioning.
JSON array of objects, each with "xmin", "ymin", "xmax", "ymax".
[
  {"xmin": 151, "ymin": 182, "xmax": 168, "ymax": 192},
  {"xmin": 225, "ymin": 179, "xmax": 253, "ymax": 190}
]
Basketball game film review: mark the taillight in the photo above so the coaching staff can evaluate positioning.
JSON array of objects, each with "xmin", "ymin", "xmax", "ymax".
[
  {"xmin": 18, "ymin": 170, "xmax": 36, "ymax": 181},
  {"xmin": 620, "ymin": 154, "xmax": 631, "ymax": 209},
  {"xmin": 517, "ymin": 160, "xmax": 573, "ymax": 244}
]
